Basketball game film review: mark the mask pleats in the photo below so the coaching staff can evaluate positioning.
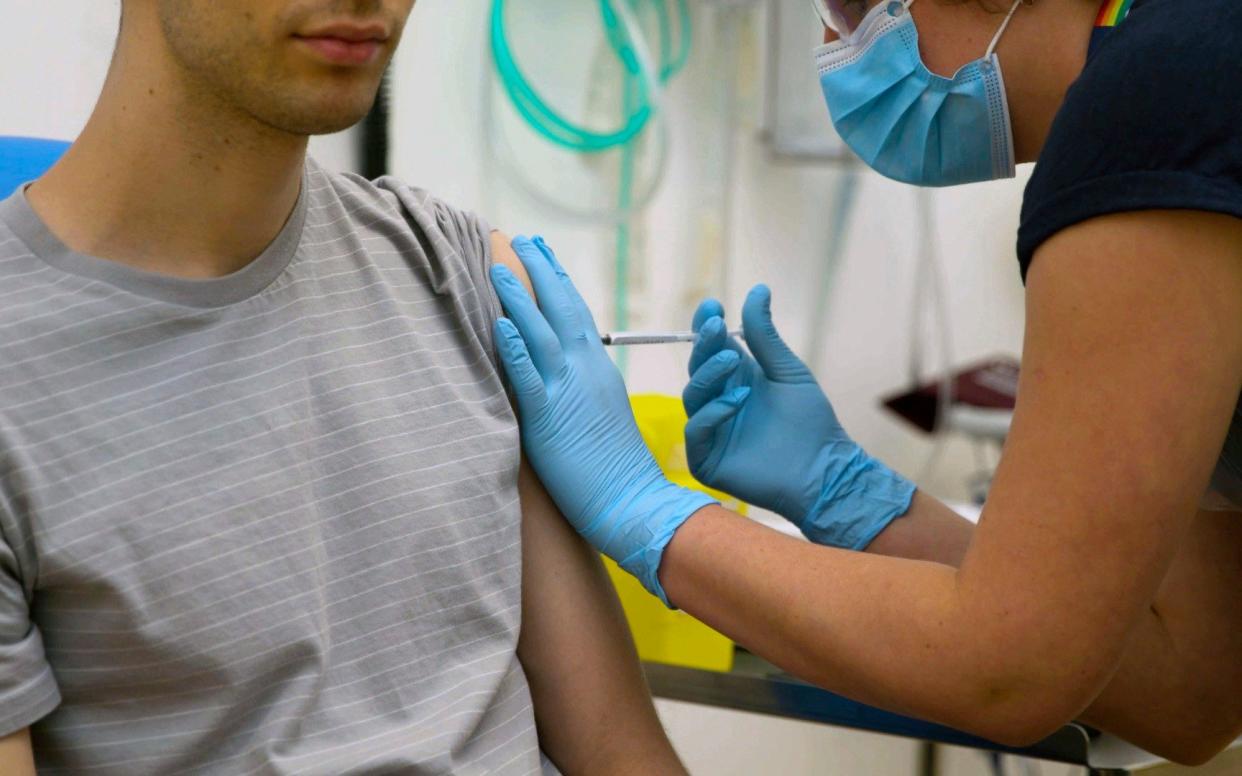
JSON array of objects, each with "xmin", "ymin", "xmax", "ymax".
[{"xmin": 813, "ymin": 10, "xmax": 1018, "ymax": 186}]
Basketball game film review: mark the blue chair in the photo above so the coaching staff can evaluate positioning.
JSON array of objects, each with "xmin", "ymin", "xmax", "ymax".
[{"xmin": 0, "ymin": 136, "xmax": 72, "ymax": 198}]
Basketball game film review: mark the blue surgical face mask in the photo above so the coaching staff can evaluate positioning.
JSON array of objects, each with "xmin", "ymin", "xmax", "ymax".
[{"xmin": 814, "ymin": 0, "xmax": 1023, "ymax": 187}]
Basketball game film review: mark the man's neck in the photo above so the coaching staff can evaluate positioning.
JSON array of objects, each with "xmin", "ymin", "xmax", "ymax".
[{"xmin": 26, "ymin": 20, "xmax": 308, "ymax": 280}]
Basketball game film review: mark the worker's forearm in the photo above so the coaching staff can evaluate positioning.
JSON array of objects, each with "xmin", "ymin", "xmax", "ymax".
[
  {"xmin": 865, "ymin": 490, "xmax": 974, "ymax": 565},
  {"xmin": 660, "ymin": 505, "xmax": 1052, "ymax": 742}
]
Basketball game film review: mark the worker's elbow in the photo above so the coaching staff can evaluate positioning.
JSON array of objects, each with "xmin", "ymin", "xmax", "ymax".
[
  {"xmin": 970, "ymin": 711, "xmax": 1069, "ymax": 751},
  {"xmin": 958, "ymin": 678, "xmax": 1097, "ymax": 749},
  {"xmin": 954, "ymin": 641, "xmax": 1120, "ymax": 749}
]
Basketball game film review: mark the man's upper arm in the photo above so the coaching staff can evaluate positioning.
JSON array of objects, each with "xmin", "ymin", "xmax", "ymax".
[
  {"xmin": 0, "ymin": 728, "xmax": 37, "ymax": 776},
  {"xmin": 489, "ymin": 231, "xmax": 685, "ymax": 775},
  {"xmin": 513, "ymin": 461, "xmax": 685, "ymax": 775},
  {"xmin": 958, "ymin": 210, "xmax": 1242, "ymax": 719}
]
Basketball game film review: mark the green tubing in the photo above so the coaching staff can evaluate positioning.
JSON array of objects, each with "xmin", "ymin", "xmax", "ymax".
[
  {"xmin": 491, "ymin": 0, "xmax": 692, "ymax": 376},
  {"xmin": 613, "ymin": 75, "xmax": 641, "ymax": 376},
  {"xmin": 489, "ymin": 0, "xmax": 690, "ymax": 153}
]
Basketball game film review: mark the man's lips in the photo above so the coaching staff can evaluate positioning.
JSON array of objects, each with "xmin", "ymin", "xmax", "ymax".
[
  {"xmin": 294, "ymin": 22, "xmax": 389, "ymax": 66},
  {"xmin": 294, "ymin": 36, "xmax": 383, "ymax": 66}
]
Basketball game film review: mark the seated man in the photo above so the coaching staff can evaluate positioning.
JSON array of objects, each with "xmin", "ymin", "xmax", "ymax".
[{"xmin": 0, "ymin": 1, "xmax": 683, "ymax": 774}]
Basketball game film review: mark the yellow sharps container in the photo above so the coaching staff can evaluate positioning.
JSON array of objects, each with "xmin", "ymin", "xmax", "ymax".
[{"xmin": 602, "ymin": 394, "xmax": 745, "ymax": 673}]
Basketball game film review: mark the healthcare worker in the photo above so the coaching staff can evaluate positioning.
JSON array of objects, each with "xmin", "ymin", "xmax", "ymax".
[{"xmin": 489, "ymin": 0, "xmax": 1242, "ymax": 764}]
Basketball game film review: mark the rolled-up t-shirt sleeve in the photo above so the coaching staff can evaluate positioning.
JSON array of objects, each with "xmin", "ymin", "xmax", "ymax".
[{"xmin": 0, "ymin": 529, "xmax": 60, "ymax": 737}]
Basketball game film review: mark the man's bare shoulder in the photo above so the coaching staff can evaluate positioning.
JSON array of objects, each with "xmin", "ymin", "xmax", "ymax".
[{"xmin": 489, "ymin": 231, "xmax": 534, "ymax": 296}]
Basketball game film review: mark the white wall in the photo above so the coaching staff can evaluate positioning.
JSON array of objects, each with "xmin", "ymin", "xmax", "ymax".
[{"xmin": 0, "ymin": 3, "xmax": 1067, "ymax": 774}]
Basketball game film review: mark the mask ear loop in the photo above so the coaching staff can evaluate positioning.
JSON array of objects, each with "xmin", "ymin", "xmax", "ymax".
[
  {"xmin": 986, "ymin": 0, "xmax": 1025, "ymax": 57},
  {"xmin": 812, "ymin": 0, "xmax": 917, "ymax": 39},
  {"xmin": 810, "ymin": 0, "xmax": 833, "ymax": 29}
]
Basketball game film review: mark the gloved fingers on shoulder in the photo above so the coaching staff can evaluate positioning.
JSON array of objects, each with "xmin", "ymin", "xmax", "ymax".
[
  {"xmin": 531, "ymin": 236, "xmax": 602, "ymax": 341},
  {"xmin": 494, "ymin": 317, "xmax": 550, "ymax": 413},
  {"xmin": 684, "ymin": 386, "xmax": 751, "ymax": 477},
  {"xmin": 740, "ymin": 284, "xmax": 814, "ymax": 384},
  {"xmin": 509, "ymin": 236, "xmax": 584, "ymax": 345},
  {"xmin": 490, "ymin": 264, "xmax": 567, "ymax": 377},
  {"xmin": 683, "ymin": 350, "xmax": 742, "ymax": 417}
]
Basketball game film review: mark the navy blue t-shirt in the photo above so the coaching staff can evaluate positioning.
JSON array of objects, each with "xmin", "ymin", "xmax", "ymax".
[
  {"xmin": 1018, "ymin": 0, "xmax": 1242, "ymax": 273},
  {"xmin": 1017, "ymin": 0, "xmax": 1241, "ymax": 510}
]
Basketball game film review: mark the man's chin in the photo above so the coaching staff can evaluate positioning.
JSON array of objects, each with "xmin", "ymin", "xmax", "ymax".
[
  {"xmin": 251, "ymin": 101, "xmax": 374, "ymax": 138},
  {"xmin": 302, "ymin": 112, "xmax": 371, "ymax": 136}
]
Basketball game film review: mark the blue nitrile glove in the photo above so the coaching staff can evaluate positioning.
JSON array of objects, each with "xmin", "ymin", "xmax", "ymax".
[
  {"xmin": 489, "ymin": 236, "xmax": 716, "ymax": 605},
  {"xmin": 681, "ymin": 285, "xmax": 916, "ymax": 550}
]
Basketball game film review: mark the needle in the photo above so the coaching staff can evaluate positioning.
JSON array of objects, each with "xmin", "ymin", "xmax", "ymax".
[{"xmin": 600, "ymin": 329, "xmax": 744, "ymax": 346}]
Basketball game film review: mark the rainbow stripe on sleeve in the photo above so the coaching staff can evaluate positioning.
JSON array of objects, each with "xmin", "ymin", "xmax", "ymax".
[{"xmin": 1095, "ymin": 0, "xmax": 1135, "ymax": 27}]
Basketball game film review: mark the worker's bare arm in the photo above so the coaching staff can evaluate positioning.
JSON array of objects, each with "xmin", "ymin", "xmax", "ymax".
[
  {"xmin": 662, "ymin": 210, "xmax": 1242, "ymax": 763},
  {"xmin": 868, "ymin": 473, "xmax": 1242, "ymax": 763},
  {"xmin": 0, "ymin": 728, "xmax": 36, "ymax": 776},
  {"xmin": 493, "ymin": 232, "xmax": 686, "ymax": 776}
]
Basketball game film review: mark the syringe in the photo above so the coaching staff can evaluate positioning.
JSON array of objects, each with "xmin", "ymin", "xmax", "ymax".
[{"xmin": 600, "ymin": 329, "xmax": 744, "ymax": 347}]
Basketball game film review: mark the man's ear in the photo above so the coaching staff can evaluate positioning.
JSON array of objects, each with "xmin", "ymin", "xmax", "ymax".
[{"xmin": 490, "ymin": 231, "xmax": 536, "ymax": 298}]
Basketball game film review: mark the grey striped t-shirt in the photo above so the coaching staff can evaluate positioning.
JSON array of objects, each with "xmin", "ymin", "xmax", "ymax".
[{"xmin": 0, "ymin": 159, "xmax": 551, "ymax": 774}]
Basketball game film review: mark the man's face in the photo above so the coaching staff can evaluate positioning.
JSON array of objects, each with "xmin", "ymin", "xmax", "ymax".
[{"xmin": 154, "ymin": 0, "xmax": 416, "ymax": 135}]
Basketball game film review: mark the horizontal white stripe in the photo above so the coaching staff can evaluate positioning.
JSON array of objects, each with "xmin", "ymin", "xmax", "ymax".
[
  {"xmin": 63, "ymin": 612, "xmax": 522, "ymax": 736},
  {"xmin": 59, "ymin": 636, "xmax": 515, "ymax": 735},
  {"xmin": 11, "ymin": 336, "xmax": 492, "ymax": 489},
  {"xmin": 469, "ymin": 704, "xmax": 545, "ymax": 772},
  {"xmin": 54, "ymin": 578, "xmax": 523, "ymax": 722},
  {"xmin": 223, "ymin": 674, "xmax": 531, "ymax": 775},
  {"xmin": 32, "ymin": 383, "xmax": 498, "ymax": 514},
  {"xmin": 61, "ymin": 595, "xmax": 522, "ymax": 728},
  {"xmin": 62, "ymin": 661, "xmax": 521, "ymax": 771},
  {"xmin": 187, "ymin": 683, "xmax": 528, "ymax": 776},
  {"xmin": 0, "ymin": 283, "xmax": 136, "ymax": 334},
  {"xmin": 48, "ymin": 517, "xmax": 520, "ymax": 659},
  {"xmin": 6, "ymin": 295, "xmax": 467, "ymax": 419},
  {"xmin": 0, "ymin": 268, "xmax": 89, "ymax": 303},
  {"xmin": 313, "ymin": 682, "xmax": 533, "ymax": 776},
  {"xmin": 0, "ymin": 242, "xmax": 470, "ymax": 375},
  {"xmin": 0, "ymin": 260, "xmax": 461, "ymax": 391},
  {"xmin": 42, "ymin": 485, "xmax": 508, "ymax": 623},
  {"xmin": 11, "ymin": 324, "xmax": 480, "ymax": 484},
  {"xmin": 40, "ymin": 446, "xmax": 513, "ymax": 581},
  {"xmin": 19, "ymin": 345, "xmax": 495, "ymax": 501}
]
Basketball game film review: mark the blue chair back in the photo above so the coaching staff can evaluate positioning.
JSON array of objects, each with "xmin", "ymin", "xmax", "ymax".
[{"xmin": 1, "ymin": 136, "xmax": 72, "ymax": 198}]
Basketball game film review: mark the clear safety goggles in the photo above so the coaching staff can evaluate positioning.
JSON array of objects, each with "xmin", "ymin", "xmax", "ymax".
[{"xmin": 810, "ymin": 0, "xmax": 896, "ymax": 38}]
